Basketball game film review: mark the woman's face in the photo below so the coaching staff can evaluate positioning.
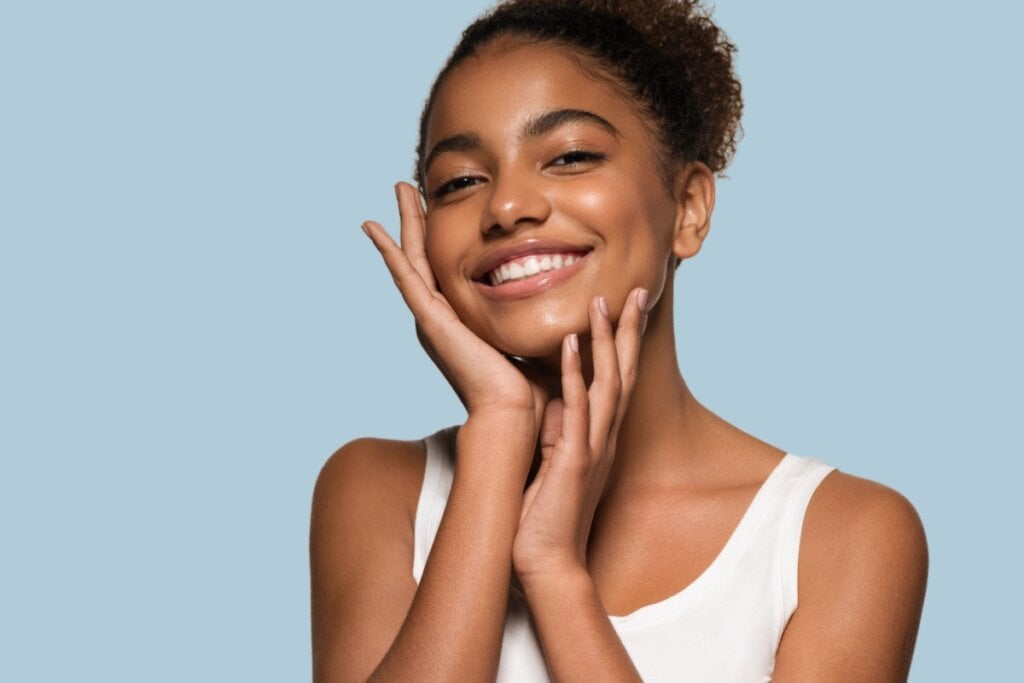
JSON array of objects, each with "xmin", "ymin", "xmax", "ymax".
[{"xmin": 421, "ymin": 41, "xmax": 685, "ymax": 359}]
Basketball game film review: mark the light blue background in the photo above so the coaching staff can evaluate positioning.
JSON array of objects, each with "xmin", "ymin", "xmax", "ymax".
[{"xmin": 1, "ymin": 1, "xmax": 1020, "ymax": 680}]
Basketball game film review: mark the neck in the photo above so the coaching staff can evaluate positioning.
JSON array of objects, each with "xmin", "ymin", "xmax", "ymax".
[
  {"xmin": 523, "ymin": 281, "xmax": 730, "ymax": 490},
  {"xmin": 607, "ymin": 281, "xmax": 718, "ymax": 490}
]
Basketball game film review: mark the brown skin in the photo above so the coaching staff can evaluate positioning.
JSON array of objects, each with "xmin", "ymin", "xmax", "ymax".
[
  {"xmin": 310, "ymin": 42, "xmax": 927, "ymax": 682},
  {"xmin": 421, "ymin": 41, "xmax": 679, "ymax": 363}
]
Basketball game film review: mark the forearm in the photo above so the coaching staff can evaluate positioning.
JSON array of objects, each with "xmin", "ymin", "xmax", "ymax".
[
  {"xmin": 521, "ymin": 567, "xmax": 642, "ymax": 682},
  {"xmin": 370, "ymin": 416, "xmax": 535, "ymax": 682}
]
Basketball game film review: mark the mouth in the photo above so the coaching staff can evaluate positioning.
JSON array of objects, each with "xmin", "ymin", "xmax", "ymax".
[{"xmin": 482, "ymin": 250, "xmax": 589, "ymax": 287}]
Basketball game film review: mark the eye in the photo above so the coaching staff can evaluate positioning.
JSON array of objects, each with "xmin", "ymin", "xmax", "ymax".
[
  {"xmin": 548, "ymin": 149, "xmax": 606, "ymax": 169},
  {"xmin": 431, "ymin": 174, "xmax": 485, "ymax": 200}
]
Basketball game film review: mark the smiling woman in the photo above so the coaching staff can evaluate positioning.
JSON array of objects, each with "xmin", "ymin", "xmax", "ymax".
[
  {"xmin": 421, "ymin": 42, "xmax": 684, "ymax": 360},
  {"xmin": 311, "ymin": 1, "xmax": 928, "ymax": 681}
]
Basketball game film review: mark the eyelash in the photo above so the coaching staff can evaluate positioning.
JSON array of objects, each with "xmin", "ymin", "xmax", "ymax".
[
  {"xmin": 550, "ymin": 148, "xmax": 606, "ymax": 167},
  {"xmin": 431, "ymin": 174, "xmax": 484, "ymax": 199},
  {"xmin": 430, "ymin": 149, "xmax": 607, "ymax": 200}
]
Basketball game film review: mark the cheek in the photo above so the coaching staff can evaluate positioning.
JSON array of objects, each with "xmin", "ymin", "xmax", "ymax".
[
  {"xmin": 424, "ymin": 221, "xmax": 461, "ymax": 290},
  {"xmin": 423, "ymin": 221, "xmax": 491, "ymax": 336},
  {"xmin": 572, "ymin": 177, "xmax": 676, "ymax": 254},
  {"xmin": 563, "ymin": 181, "xmax": 640, "ymax": 226},
  {"xmin": 596, "ymin": 184, "xmax": 677, "ymax": 316}
]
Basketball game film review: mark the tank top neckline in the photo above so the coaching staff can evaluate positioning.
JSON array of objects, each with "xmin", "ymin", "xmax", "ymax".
[{"xmin": 606, "ymin": 452, "xmax": 796, "ymax": 631}]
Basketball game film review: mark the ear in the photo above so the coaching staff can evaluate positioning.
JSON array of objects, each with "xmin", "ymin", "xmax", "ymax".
[{"xmin": 671, "ymin": 163, "xmax": 715, "ymax": 262}]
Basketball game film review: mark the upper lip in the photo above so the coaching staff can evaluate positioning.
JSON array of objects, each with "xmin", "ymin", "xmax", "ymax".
[{"xmin": 470, "ymin": 238, "xmax": 593, "ymax": 281}]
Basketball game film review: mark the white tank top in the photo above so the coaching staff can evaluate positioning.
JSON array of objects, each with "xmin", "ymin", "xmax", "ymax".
[{"xmin": 412, "ymin": 426, "xmax": 835, "ymax": 682}]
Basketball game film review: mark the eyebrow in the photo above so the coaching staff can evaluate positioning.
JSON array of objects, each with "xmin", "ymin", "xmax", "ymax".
[
  {"xmin": 422, "ymin": 133, "xmax": 482, "ymax": 175},
  {"xmin": 423, "ymin": 108, "xmax": 619, "ymax": 174},
  {"xmin": 522, "ymin": 108, "xmax": 620, "ymax": 140}
]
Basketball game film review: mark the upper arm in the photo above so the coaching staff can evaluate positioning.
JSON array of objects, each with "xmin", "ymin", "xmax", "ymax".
[
  {"xmin": 773, "ymin": 472, "xmax": 929, "ymax": 682},
  {"xmin": 309, "ymin": 437, "xmax": 426, "ymax": 683}
]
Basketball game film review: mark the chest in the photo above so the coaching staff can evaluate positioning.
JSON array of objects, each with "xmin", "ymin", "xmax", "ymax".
[{"xmin": 586, "ymin": 483, "xmax": 762, "ymax": 617}]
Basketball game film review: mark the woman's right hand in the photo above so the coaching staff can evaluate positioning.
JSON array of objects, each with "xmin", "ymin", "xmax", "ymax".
[
  {"xmin": 317, "ymin": 182, "xmax": 551, "ymax": 682},
  {"xmin": 362, "ymin": 182, "xmax": 547, "ymax": 426}
]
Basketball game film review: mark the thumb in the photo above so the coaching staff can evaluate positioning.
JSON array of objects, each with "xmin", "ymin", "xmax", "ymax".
[{"xmin": 540, "ymin": 399, "xmax": 564, "ymax": 458}]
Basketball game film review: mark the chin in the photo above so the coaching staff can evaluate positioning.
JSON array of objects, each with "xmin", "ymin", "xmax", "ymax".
[
  {"xmin": 485, "ymin": 315, "xmax": 588, "ymax": 363},
  {"xmin": 481, "ymin": 328, "xmax": 557, "ymax": 360},
  {"xmin": 461, "ymin": 296, "xmax": 594, "ymax": 361}
]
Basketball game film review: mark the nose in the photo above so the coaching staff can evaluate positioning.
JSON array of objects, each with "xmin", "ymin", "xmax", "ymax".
[{"xmin": 480, "ymin": 167, "xmax": 552, "ymax": 235}]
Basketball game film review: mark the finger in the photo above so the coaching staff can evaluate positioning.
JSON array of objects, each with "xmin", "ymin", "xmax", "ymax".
[
  {"xmin": 395, "ymin": 182, "xmax": 438, "ymax": 291},
  {"xmin": 416, "ymin": 323, "xmax": 468, "ymax": 409},
  {"xmin": 612, "ymin": 287, "xmax": 648, "ymax": 425},
  {"xmin": 586, "ymin": 296, "xmax": 622, "ymax": 455},
  {"xmin": 519, "ymin": 450, "xmax": 551, "ymax": 525},
  {"xmin": 560, "ymin": 333, "xmax": 589, "ymax": 461},
  {"xmin": 362, "ymin": 220, "xmax": 448, "ymax": 323},
  {"xmin": 509, "ymin": 355, "xmax": 554, "ymax": 413},
  {"xmin": 539, "ymin": 399, "xmax": 564, "ymax": 456}
]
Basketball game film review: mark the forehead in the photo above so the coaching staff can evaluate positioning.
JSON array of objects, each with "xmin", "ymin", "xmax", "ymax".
[{"xmin": 425, "ymin": 41, "xmax": 655, "ymax": 150}]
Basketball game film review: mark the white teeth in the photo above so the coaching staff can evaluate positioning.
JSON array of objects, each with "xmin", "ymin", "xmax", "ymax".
[{"xmin": 487, "ymin": 252, "xmax": 584, "ymax": 286}]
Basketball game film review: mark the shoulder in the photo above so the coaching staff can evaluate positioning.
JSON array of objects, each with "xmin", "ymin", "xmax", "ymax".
[
  {"xmin": 312, "ymin": 436, "xmax": 428, "ymax": 534},
  {"xmin": 315, "ymin": 435, "xmax": 428, "ymax": 495},
  {"xmin": 773, "ymin": 469, "xmax": 928, "ymax": 681},
  {"xmin": 310, "ymin": 435, "xmax": 430, "ymax": 579},
  {"xmin": 310, "ymin": 437, "xmax": 432, "ymax": 680},
  {"xmin": 802, "ymin": 469, "xmax": 928, "ymax": 571}
]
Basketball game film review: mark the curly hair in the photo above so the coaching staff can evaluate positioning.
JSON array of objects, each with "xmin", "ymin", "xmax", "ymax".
[{"xmin": 414, "ymin": 0, "xmax": 743, "ymax": 187}]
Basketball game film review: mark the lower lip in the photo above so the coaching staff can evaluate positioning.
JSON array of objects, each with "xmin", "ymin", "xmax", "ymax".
[{"xmin": 475, "ymin": 253, "xmax": 590, "ymax": 301}]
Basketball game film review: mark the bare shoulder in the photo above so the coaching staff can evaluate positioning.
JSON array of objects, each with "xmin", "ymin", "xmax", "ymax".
[
  {"xmin": 310, "ymin": 435, "xmax": 429, "ymax": 579},
  {"xmin": 803, "ymin": 470, "xmax": 928, "ymax": 562},
  {"xmin": 310, "ymin": 436, "xmax": 429, "ymax": 681},
  {"xmin": 312, "ymin": 436, "xmax": 427, "ymax": 528},
  {"xmin": 773, "ymin": 470, "xmax": 929, "ymax": 682}
]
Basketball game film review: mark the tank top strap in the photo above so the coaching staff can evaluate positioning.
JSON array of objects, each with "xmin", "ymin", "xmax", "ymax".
[
  {"xmin": 765, "ymin": 454, "xmax": 836, "ymax": 620},
  {"xmin": 412, "ymin": 425, "xmax": 458, "ymax": 581}
]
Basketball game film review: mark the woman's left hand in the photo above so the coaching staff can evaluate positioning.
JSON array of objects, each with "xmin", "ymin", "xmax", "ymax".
[{"xmin": 512, "ymin": 287, "xmax": 649, "ymax": 582}]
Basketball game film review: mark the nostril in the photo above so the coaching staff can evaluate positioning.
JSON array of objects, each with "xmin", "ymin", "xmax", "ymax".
[{"xmin": 480, "ymin": 177, "xmax": 553, "ymax": 234}]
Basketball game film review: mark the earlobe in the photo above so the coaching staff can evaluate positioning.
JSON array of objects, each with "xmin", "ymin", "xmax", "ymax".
[{"xmin": 671, "ymin": 163, "xmax": 716, "ymax": 262}]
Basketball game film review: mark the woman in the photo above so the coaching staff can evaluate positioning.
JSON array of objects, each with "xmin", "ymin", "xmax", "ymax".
[{"xmin": 311, "ymin": 0, "xmax": 928, "ymax": 680}]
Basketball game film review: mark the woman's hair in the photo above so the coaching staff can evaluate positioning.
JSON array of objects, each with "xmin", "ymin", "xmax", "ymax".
[{"xmin": 415, "ymin": 0, "xmax": 743, "ymax": 187}]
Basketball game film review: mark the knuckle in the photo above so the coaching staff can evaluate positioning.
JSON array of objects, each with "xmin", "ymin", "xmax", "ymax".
[{"xmin": 554, "ymin": 454, "xmax": 591, "ymax": 478}]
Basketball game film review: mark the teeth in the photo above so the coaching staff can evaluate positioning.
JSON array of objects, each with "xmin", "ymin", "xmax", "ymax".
[{"xmin": 487, "ymin": 252, "xmax": 584, "ymax": 286}]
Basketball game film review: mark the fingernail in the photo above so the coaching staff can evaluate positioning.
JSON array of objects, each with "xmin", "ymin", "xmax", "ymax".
[
  {"xmin": 637, "ymin": 288, "xmax": 649, "ymax": 312},
  {"xmin": 361, "ymin": 222, "xmax": 371, "ymax": 237},
  {"xmin": 597, "ymin": 296, "xmax": 608, "ymax": 317},
  {"xmin": 568, "ymin": 333, "xmax": 579, "ymax": 353}
]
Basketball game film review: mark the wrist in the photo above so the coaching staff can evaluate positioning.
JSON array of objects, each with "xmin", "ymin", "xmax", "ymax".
[
  {"xmin": 516, "ymin": 560, "xmax": 594, "ymax": 600},
  {"xmin": 455, "ymin": 415, "xmax": 538, "ymax": 479},
  {"xmin": 459, "ymin": 412, "xmax": 538, "ymax": 448},
  {"xmin": 464, "ymin": 393, "xmax": 542, "ymax": 432}
]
